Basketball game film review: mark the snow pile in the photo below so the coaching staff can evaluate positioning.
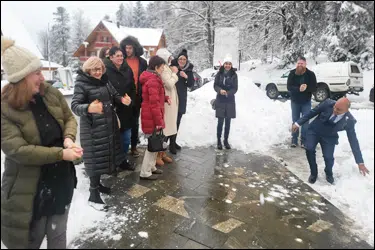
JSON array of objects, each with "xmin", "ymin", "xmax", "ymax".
[{"xmin": 178, "ymin": 73, "xmax": 291, "ymax": 153}]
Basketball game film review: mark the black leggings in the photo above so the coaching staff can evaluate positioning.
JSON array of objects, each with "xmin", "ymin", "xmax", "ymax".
[
  {"xmin": 217, "ymin": 117, "xmax": 231, "ymax": 140},
  {"xmin": 177, "ymin": 112, "xmax": 183, "ymax": 131}
]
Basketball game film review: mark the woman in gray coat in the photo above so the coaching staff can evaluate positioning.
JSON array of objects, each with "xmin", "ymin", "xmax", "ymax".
[{"xmin": 214, "ymin": 55, "xmax": 238, "ymax": 150}]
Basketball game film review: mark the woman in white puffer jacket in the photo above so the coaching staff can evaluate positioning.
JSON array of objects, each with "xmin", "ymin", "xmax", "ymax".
[{"xmin": 156, "ymin": 48, "xmax": 179, "ymax": 160}]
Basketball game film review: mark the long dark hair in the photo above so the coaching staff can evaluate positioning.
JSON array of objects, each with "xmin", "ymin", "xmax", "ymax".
[{"xmin": 99, "ymin": 47, "xmax": 110, "ymax": 59}]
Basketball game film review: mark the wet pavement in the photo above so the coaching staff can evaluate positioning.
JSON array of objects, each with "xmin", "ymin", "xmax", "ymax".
[{"xmin": 71, "ymin": 147, "xmax": 371, "ymax": 249}]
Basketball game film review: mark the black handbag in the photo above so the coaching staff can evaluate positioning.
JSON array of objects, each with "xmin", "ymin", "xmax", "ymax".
[{"xmin": 147, "ymin": 128, "xmax": 166, "ymax": 152}]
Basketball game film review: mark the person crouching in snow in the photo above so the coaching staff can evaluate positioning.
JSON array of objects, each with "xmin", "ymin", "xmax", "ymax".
[
  {"xmin": 139, "ymin": 56, "xmax": 171, "ymax": 180},
  {"xmin": 214, "ymin": 55, "xmax": 238, "ymax": 150},
  {"xmin": 156, "ymin": 48, "xmax": 179, "ymax": 164}
]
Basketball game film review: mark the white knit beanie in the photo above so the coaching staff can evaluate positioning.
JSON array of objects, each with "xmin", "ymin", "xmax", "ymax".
[
  {"xmin": 223, "ymin": 54, "xmax": 233, "ymax": 64},
  {"xmin": 156, "ymin": 48, "xmax": 172, "ymax": 65},
  {"xmin": 1, "ymin": 37, "xmax": 42, "ymax": 83}
]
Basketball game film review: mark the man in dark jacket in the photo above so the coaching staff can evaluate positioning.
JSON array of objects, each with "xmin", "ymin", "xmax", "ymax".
[
  {"xmin": 287, "ymin": 56, "xmax": 317, "ymax": 148},
  {"xmin": 292, "ymin": 98, "xmax": 369, "ymax": 184},
  {"xmin": 170, "ymin": 49, "xmax": 195, "ymax": 150},
  {"xmin": 120, "ymin": 36, "xmax": 148, "ymax": 157}
]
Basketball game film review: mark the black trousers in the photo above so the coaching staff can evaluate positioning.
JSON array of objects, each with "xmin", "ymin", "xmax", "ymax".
[
  {"xmin": 217, "ymin": 117, "xmax": 231, "ymax": 140},
  {"xmin": 89, "ymin": 175, "xmax": 100, "ymax": 188},
  {"xmin": 131, "ymin": 105, "xmax": 141, "ymax": 148},
  {"xmin": 177, "ymin": 112, "xmax": 184, "ymax": 131}
]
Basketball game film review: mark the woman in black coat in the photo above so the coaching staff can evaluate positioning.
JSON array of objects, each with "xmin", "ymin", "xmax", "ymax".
[
  {"xmin": 170, "ymin": 49, "xmax": 194, "ymax": 150},
  {"xmin": 214, "ymin": 55, "xmax": 238, "ymax": 150},
  {"xmin": 71, "ymin": 56, "xmax": 131, "ymax": 209},
  {"xmin": 104, "ymin": 46, "xmax": 136, "ymax": 163}
]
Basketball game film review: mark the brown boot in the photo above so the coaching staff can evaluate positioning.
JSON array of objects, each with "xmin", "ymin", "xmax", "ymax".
[
  {"xmin": 161, "ymin": 152, "xmax": 173, "ymax": 163},
  {"xmin": 156, "ymin": 152, "xmax": 165, "ymax": 167}
]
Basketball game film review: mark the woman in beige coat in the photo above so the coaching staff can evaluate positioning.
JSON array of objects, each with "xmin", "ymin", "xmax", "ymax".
[{"xmin": 156, "ymin": 48, "xmax": 179, "ymax": 161}]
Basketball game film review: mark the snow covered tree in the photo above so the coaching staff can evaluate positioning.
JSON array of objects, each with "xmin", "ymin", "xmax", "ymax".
[
  {"xmin": 103, "ymin": 14, "xmax": 111, "ymax": 21},
  {"xmin": 133, "ymin": 1, "xmax": 146, "ymax": 28},
  {"xmin": 323, "ymin": 1, "xmax": 374, "ymax": 68},
  {"xmin": 116, "ymin": 3, "xmax": 126, "ymax": 26},
  {"xmin": 116, "ymin": 2, "xmax": 134, "ymax": 27},
  {"xmin": 50, "ymin": 7, "xmax": 71, "ymax": 66},
  {"xmin": 71, "ymin": 9, "xmax": 91, "ymax": 53},
  {"xmin": 37, "ymin": 30, "xmax": 49, "ymax": 59}
]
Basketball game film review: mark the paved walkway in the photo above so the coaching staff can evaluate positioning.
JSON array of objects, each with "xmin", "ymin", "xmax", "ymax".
[{"xmin": 71, "ymin": 147, "xmax": 371, "ymax": 249}]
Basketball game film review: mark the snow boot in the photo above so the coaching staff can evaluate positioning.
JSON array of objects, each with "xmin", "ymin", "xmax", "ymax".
[
  {"xmin": 161, "ymin": 152, "xmax": 173, "ymax": 163},
  {"xmin": 224, "ymin": 139, "xmax": 231, "ymax": 150},
  {"xmin": 156, "ymin": 152, "xmax": 165, "ymax": 167},
  {"xmin": 217, "ymin": 139, "xmax": 223, "ymax": 150}
]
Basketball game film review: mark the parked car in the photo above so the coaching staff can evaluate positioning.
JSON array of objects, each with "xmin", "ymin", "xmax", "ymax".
[
  {"xmin": 264, "ymin": 71, "xmax": 292, "ymax": 99},
  {"xmin": 263, "ymin": 61, "xmax": 364, "ymax": 102},
  {"xmin": 370, "ymin": 85, "xmax": 374, "ymax": 103},
  {"xmin": 188, "ymin": 71, "xmax": 203, "ymax": 92}
]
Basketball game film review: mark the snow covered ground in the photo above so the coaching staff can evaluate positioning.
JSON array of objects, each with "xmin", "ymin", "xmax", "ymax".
[{"xmin": 1, "ymin": 61, "xmax": 373, "ymax": 248}]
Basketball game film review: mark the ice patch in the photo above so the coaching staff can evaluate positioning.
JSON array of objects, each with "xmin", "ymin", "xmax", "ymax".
[
  {"xmin": 138, "ymin": 232, "xmax": 149, "ymax": 238},
  {"xmin": 259, "ymin": 193, "xmax": 265, "ymax": 205},
  {"xmin": 112, "ymin": 234, "xmax": 122, "ymax": 241}
]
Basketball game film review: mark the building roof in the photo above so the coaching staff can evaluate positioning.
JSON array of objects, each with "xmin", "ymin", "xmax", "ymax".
[
  {"xmin": 102, "ymin": 20, "xmax": 163, "ymax": 47},
  {"xmin": 1, "ymin": 8, "xmax": 44, "ymax": 59}
]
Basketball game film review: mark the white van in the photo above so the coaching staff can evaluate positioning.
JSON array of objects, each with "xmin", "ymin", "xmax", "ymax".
[
  {"xmin": 312, "ymin": 61, "xmax": 363, "ymax": 102},
  {"xmin": 264, "ymin": 61, "xmax": 364, "ymax": 102}
]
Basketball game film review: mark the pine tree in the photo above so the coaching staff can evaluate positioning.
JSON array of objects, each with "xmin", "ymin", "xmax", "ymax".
[
  {"xmin": 133, "ymin": 1, "xmax": 146, "ymax": 28},
  {"xmin": 71, "ymin": 9, "xmax": 90, "ymax": 52},
  {"xmin": 50, "ymin": 7, "xmax": 71, "ymax": 66},
  {"xmin": 116, "ymin": 3, "xmax": 125, "ymax": 25}
]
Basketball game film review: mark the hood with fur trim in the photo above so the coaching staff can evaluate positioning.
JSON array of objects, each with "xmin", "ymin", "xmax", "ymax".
[{"xmin": 120, "ymin": 36, "xmax": 144, "ymax": 58}]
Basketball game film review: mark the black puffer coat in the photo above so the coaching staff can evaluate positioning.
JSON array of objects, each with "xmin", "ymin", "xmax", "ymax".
[
  {"xmin": 71, "ymin": 70, "xmax": 126, "ymax": 177},
  {"xmin": 214, "ymin": 66, "xmax": 238, "ymax": 119},
  {"xmin": 104, "ymin": 58, "xmax": 135, "ymax": 131},
  {"xmin": 170, "ymin": 59, "xmax": 194, "ymax": 114}
]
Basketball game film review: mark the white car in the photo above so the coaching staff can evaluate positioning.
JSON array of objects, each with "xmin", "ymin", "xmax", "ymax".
[{"xmin": 264, "ymin": 61, "xmax": 364, "ymax": 102}]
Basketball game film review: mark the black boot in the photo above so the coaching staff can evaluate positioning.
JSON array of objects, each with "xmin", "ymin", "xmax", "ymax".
[
  {"xmin": 308, "ymin": 175, "xmax": 317, "ymax": 184},
  {"xmin": 169, "ymin": 135, "xmax": 177, "ymax": 155},
  {"xmin": 326, "ymin": 175, "xmax": 335, "ymax": 184},
  {"xmin": 217, "ymin": 139, "xmax": 223, "ymax": 150},
  {"xmin": 118, "ymin": 159, "xmax": 136, "ymax": 171},
  {"xmin": 88, "ymin": 187, "xmax": 105, "ymax": 204},
  {"xmin": 224, "ymin": 139, "xmax": 231, "ymax": 150},
  {"xmin": 98, "ymin": 183, "xmax": 111, "ymax": 194}
]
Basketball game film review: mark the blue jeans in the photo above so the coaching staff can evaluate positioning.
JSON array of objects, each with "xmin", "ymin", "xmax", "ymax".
[
  {"xmin": 121, "ymin": 129, "xmax": 132, "ymax": 154},
  {"xmin": 291, "ymin": 100, "xmax": 311, "ymax": 145},
  {"xmin": 305, "ymin": 130, "xmax": 336, "ymax": 177}
]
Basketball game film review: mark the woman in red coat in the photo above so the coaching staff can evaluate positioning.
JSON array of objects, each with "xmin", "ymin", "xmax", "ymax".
[{"xmin": 139, "ymin": 56, "xmax": 171, "ymax": 180}]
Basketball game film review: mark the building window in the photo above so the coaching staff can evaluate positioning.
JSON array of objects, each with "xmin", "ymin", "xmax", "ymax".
[
  {"xmin": 101, "ymin": 36, "xmax": 110, "ymax": 42},
  {"xmin": 90, "ymin": 51, "xmax": 96, "ymax": 56}
]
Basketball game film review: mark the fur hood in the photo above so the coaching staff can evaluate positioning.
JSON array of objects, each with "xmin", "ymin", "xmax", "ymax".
[{"xmin": 120, "ymin": 36, "xmax": 144, "ymax": 57}]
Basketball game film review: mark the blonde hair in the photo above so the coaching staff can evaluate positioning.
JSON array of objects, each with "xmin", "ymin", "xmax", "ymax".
[
  {"xmin": 1, "ymin": 80, "xmax": 45, "ymax": 110},
  {"xmin": 82, "ymin": 56, "xmax": 106, "ymax": 74}
]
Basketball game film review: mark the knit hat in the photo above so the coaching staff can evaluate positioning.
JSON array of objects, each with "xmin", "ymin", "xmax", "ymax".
[
  {"xmin": 223, "ymin": 54, "xmax": 233, "ymax": 64},
  {"xmin": 1, "ymin": 37, "xmax": 42, "ymax": 83},
  {"xmin": 177, "ymin": 48, "xmax": 188, "ymax": 60},
  {"xmin": 156, "ymin": 48, "xmax": 172, "ymax": 64}
]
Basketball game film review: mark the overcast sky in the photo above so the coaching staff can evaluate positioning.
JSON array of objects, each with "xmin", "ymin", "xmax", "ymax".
[{"xmin": 1, "ymin": 1, "xmax": 150, "ymax": 46}]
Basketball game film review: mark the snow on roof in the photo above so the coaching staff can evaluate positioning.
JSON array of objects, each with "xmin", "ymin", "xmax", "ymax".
[
  {"xmin": 102, "ymin": 20, "xmax": 163, "ymax": 47},
  {"xmin": 41, "ymin": 60, "xmax": 63, "ymax": 68},
  {"xmin": 1, "ymin": 8, "xmax": 44, "ymax": 59}
]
